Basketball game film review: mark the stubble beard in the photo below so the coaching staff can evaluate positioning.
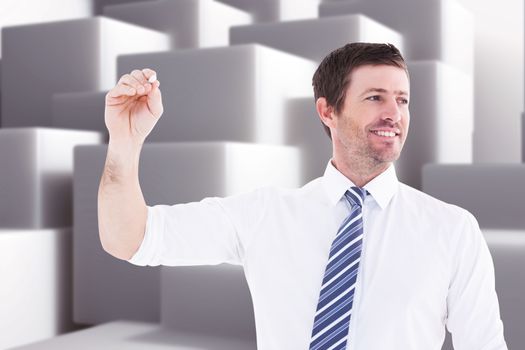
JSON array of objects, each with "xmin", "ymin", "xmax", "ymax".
[
  {"xmin": 345, "ymin": 130, "xmax": 402, "ymax": 174},
  {"xmin": 365, "ymin": 139, "xmax": 401, "ymax": 164},
  {"xmin": 335, "ymin": 118, "xmax": 406, "ymax": 179}
]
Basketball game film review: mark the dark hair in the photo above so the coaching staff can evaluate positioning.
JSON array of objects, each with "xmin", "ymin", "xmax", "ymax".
[{"xmin": 312, "ymin": 42, "xmax": 408, "ymax": 138}]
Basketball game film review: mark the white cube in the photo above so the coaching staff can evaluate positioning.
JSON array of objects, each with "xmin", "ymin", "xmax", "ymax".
[
  {"xmin": 396, "ymin": 61, "xmax": 473, "ymax": 189},
  {"xmin": 231, "ymin": 14, "xmax": 404, "ymax": 63},
  {"xmin": 117, "ymin": 44, "xmax": 316, "ymax": 144},
  {"xmin": 0, "ymin": 128, "xmax": 102, "ymax": 228},
  {"xmin": 103, "ymin": 0, "xmax": 251, "ymax": 49},
  {"xmin": 1, "ymin": 17, "xmax": 170, "ymax": 127},
  {"xmin": 319, "ymin": 0, "xmax": 474, "ymax": 76},
  {"xmin": 217, "ymin": 0, "xmax": 320, "ymax": 22},
  {"xmin": 0, "ymin": 228, "xmax": 73, "ymax": 349}
]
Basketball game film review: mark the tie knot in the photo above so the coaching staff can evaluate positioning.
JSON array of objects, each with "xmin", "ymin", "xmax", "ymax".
[{"xmin": 345, "ymin": 186, "xmax": 367, "ymax": 207}]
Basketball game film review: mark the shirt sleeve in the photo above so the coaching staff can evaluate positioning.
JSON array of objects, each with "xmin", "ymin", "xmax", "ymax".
[
  {"xmin": 127, "ymin": 189, "xmax": 265, "ymax": 267},
  {"xmin": 446, "ymin": 210, "xmax": 508, "ymax": 349}
]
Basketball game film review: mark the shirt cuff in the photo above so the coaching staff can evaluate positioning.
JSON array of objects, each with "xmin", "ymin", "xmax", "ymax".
[{"xmin": 128, "ymin": 205, "xmax": 162, "ymax": 266}]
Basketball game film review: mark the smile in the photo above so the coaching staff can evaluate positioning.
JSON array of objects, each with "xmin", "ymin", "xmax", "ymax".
[{"xmin": 371, "ymin": 130, "xmax": 398, "ymax": 138}]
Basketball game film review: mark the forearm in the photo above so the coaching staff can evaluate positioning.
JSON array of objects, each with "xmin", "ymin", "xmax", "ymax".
[{"xmin": 98, "ymin": 140, "xmax": 147, "ymax": 260}]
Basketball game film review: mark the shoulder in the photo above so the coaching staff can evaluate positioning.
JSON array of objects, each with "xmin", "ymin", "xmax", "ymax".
[
  {"xmin": 395, "ymin": 182, "xmax": 477, "ymax": 227},
  {"xmin": 394, "ymin": 183, "xmax": 484, "ymax": 259},
  {"xmin": 217, "ymin": 177, "xmax": 327, "ymax": 213},
  {"xmin": 263, "ymin": 177, "xmax": 327, "ymax": 205},
  {"xmin": 237, "ymin": 177, "xmax": 325, "ymax": 199}
]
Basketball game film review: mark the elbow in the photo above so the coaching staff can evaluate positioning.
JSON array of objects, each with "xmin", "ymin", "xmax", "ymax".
[{"xmin": 99, "ymin": 230, "xmax": 136, "ymax": 261}]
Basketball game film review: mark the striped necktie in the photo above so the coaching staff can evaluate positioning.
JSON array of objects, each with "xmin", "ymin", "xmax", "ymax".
[{"xmin": 309, "ymin": 186, "xmax": 367, "ymax": 350}]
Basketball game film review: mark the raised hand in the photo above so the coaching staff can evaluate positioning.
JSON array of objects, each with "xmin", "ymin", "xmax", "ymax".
[{"xmin": 105, "ymin": 68, "xmax": 164, "ymax": 145}]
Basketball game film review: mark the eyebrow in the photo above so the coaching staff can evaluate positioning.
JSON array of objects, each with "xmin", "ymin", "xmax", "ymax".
[{"xmin": 359, "ymin": 88, "xmax": 409, "ymax": 97}]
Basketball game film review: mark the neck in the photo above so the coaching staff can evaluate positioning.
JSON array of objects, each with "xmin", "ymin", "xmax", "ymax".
[{"xmin": 331, "ymin": 156, "xmax": 390, "ymax": 188}]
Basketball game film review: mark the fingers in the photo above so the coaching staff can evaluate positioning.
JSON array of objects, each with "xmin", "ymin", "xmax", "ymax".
[
  {"xmin": 108, "ymin": 68, "xmax": 160, "ymax": 101},
  {"xmin": 119, "ymin": 73, "xmax": 147, "ymax": 94},
  {"xmin": 131, "ymin": 68, "xmax": 158, "ymax": 88},
  {"xmin": 130, "ymin": 69, "xmax": 147, "ymax": 84},
  {"xmin": 106, "ymin": 83, "xmax": 136, "ymax": 99}
]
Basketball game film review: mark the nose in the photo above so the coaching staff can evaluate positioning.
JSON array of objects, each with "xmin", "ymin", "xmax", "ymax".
[{"xmin": 381, "ymin": 98, "xmax": 402, "ymax": 123}]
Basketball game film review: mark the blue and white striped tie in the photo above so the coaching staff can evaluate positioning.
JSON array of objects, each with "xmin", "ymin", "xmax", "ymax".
[{"xmin": 309, "ymin": 186, "xmax": 367, "ymax": 350}]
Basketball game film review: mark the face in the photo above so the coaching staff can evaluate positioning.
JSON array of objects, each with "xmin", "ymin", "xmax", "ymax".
[{"xmin": 330, "ymin": 64, "xmax": 410, "ymax": 167}]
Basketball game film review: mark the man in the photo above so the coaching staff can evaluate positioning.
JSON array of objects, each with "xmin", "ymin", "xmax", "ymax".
[{"xmin": 98, "ymin": 43, "xmax": 507, "ymax": 349}]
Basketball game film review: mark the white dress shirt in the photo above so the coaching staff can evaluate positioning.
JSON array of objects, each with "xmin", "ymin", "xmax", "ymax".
[{"xmin": 129, "ymin": 161, "xmax": 507, "ymax": 350}]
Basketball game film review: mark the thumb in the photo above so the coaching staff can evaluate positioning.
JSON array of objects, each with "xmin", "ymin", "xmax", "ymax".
[{"xmin": 147, "ymin": 80, "xmax": 163, "ymax": 118}]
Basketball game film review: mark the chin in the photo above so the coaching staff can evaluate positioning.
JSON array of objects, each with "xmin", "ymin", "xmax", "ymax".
[
  {"xmin": 372, "ymin": 151, "xmax": 400, "ymax": 163},
  {"xmin": 369, "ymin": 144, "xmax": 399, "ymax": 157}
]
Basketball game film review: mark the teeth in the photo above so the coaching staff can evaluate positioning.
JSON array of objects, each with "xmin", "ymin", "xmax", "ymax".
[{"xmin": 373, "ymin": 130, "xmax": 396, "ymax": 137}]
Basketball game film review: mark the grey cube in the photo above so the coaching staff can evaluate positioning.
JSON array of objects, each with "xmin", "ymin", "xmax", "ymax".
[
  {"xmin": 0, "ymin": 59, "xmax": 2, "ymax": 128},
  {"xmin": 117, "ymin": 44, "xmax": 316, "ymax": 144},
  {"xmin": 12, "ymin": 321, "xmax": 257, "ymax": 349},
  {"xmin": 104, "ymin": 0, "xmax": 251, "ymax": 49},
  {"xmin": 74, "ymin": 142, "xmax": 300, "ymax": 325},
  {"xmin": 0, "ymin": 128, "xmax": 102, "ymax": 229},
  {"xmin": 51, "ymin": 91, "xmax": 108, "ymax": 138},
  {"xmin": 231, "ymin": 14, "xmax": 404, "ymax": 63},
  {"xmin": 319, "ymin": 0, "xmax": 474, "ymax": 75},
  {"xmin": 422, "ymin": 164, "xmax": 525, "ymax": 229},
  {"xmin": 483, "ymin": 230, "xmax": 525, "ymax": 350},
  {"xmin": 1, "ymin": 17, "xmax": 169, "ymax": 127},
  {"xmin": 522, "ymin": 112, "xmax": 525, "ymax": 162},
  {"xmin": 285, "ymin": 97, "xmax": 332, "ymax": 184},
  {"xmin": 74, "ymin": 146, "xmax": 160, "ymax": 325},
  {"xmin": 161, "ymin": 265, "xmax": 256, "ymax": 340},
  {"xmin": 442, "ymin": 230, "xmax": 525, "ymax": 350},
  {"xmin": 440, "ymin": 230, "xmax": 525, "ymax": 350},
  {"xmin": 396, "ymin": 61, "xmax": 473, "ymax": 190},
  {"xmin": 0, "ymin": 3, "xmax": 92, "ymax": 57},
  {"xmin": 94, "ymin": 0, "xmax": 157, "ymax": 14}
]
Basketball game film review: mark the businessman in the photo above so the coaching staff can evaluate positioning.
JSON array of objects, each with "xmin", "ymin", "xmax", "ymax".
[{"xmin": 98, "ymin": 42, "xmax": 507, "ymax": 349}]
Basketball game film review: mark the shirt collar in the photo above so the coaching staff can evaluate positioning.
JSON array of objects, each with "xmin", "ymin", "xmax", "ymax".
[{"xmin": 322, "ymin": 159, "xmax": 399, "ymax": 209}]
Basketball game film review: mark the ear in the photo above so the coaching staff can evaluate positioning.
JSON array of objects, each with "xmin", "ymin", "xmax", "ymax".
[{"xmin": 316, "ymin": 97, "xmax": 336, "ymax": 129}]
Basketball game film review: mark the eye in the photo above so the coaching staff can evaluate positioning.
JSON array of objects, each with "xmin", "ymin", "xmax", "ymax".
[
  {"xmin": 398, "ymin": 98, "xmax": 409, "ymax": 105},
  {"xmin": 366, "ymin": 95, "xmax": 381, "ymax": 101}
]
